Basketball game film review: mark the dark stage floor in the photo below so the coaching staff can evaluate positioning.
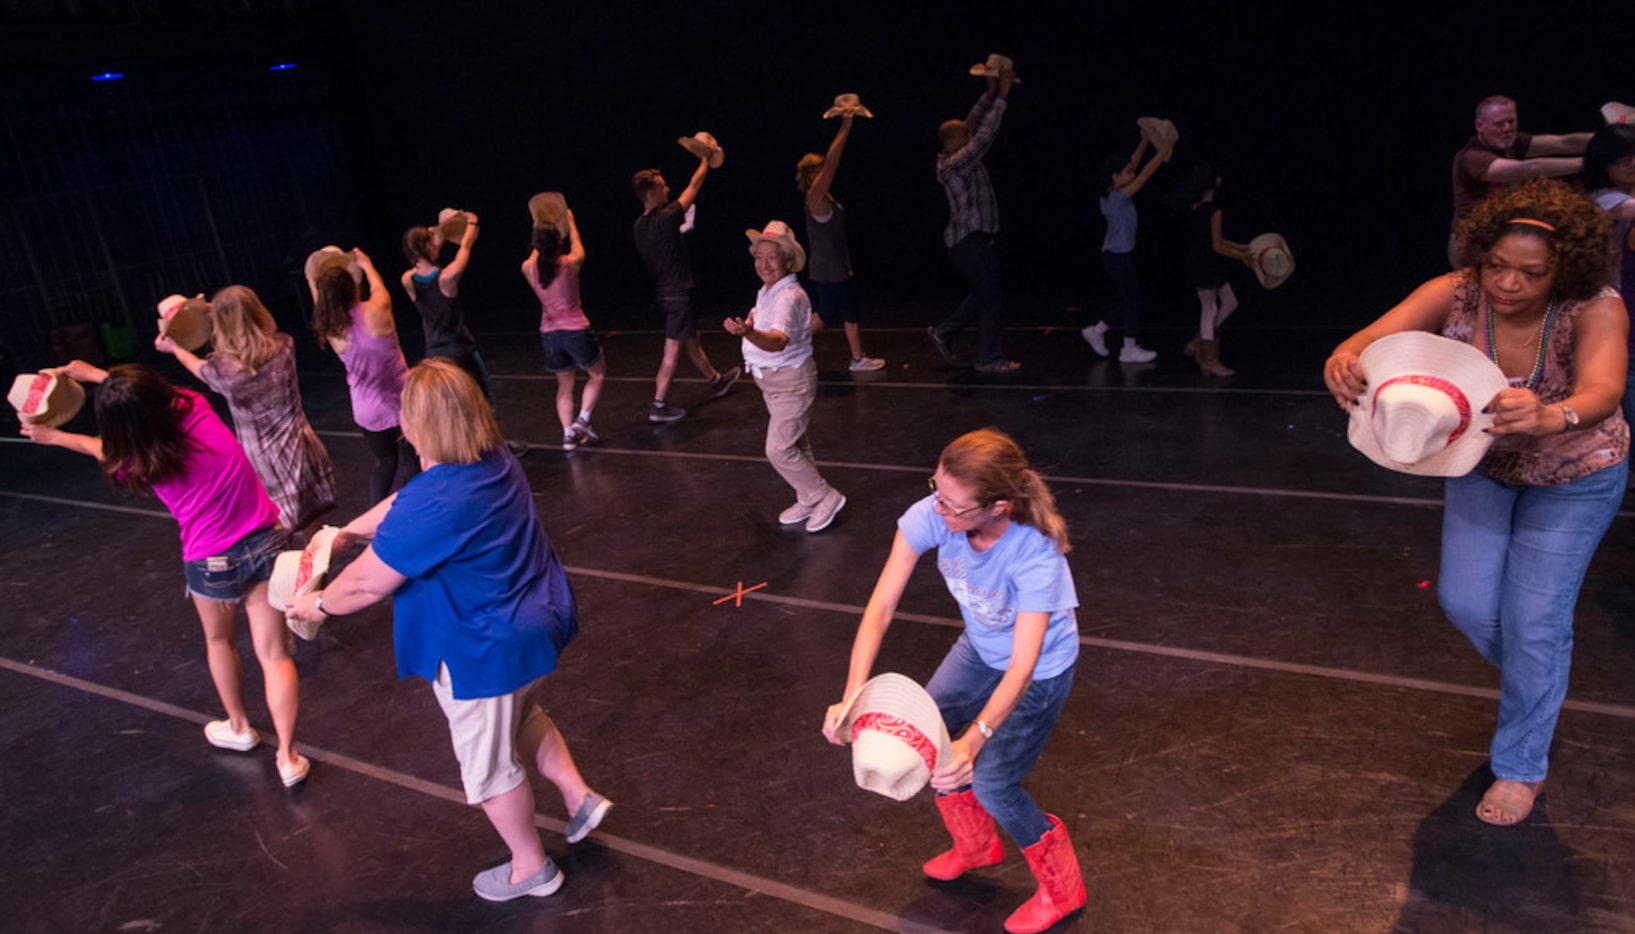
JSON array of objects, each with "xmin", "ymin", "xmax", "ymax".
[{"xmin": 3, "ymin": 306, "xmax": 1634, "ymax": 934}]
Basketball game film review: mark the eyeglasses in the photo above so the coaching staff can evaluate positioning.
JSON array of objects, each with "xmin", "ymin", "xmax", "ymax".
[{"xmin": 928, "ymin": 477, "xmax": 984, "ymax": 518}]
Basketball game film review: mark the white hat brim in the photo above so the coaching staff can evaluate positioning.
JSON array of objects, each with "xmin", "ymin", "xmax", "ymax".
[
  {"xmin": 835, "ymin": 673, "xmax": 953, "ymax": 801},
  {"xmin": 1347, "ymin": 332, "xmax": 1509, "ymax": 477}
]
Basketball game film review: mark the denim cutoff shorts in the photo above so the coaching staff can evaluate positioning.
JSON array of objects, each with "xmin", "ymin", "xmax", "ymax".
[
  {"xmin": 182, "ymin": 526, "xmax": 284, "ymax": 603},
  {"xmin": 540, "ymin": 329, "xmax": 603, "ymax": 373}
]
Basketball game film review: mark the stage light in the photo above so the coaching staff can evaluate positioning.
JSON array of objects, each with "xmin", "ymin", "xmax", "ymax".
[
  {"xmin": 91, "ymin": 72, "xmax": 124, "ymax": 82},
  {"xmin": 269, "ymin": 63, "xmax": 297, "ymax": 72}
]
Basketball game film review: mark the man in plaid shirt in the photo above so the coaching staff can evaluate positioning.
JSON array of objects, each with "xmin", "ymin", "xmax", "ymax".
[{"xmin": 928, "ymin": 62, "xmax": 1018, "ymax": 373}]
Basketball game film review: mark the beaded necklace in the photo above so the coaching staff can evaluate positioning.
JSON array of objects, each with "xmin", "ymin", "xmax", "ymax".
[{"xmin": 1484, "ymin": 297, "xmax": 1558, "ymax": 391}]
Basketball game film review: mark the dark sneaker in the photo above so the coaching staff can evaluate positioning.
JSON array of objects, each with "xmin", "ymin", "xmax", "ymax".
[
  {"xmin": 927, "ymin": 326, "xmax": 954, "ymax": 363},
  {"xmin": 974, "ymin": 359, "xmax": 1021, "ymax": 374},
  {"xmin": 649, "ymin": 403, "xmax": 686, "ymax": 423},
  {"xmin": 712, "ymin": 366, "xmax": 742, "ymax": 398},
  {"xmin": 572, "ymin": 417, "xmax": 599, "ymax": 443}
]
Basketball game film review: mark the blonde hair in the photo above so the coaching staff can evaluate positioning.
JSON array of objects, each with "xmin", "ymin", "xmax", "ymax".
[
  {"xmin": 938, "ymin": 428, "xmax": 1070, "ymax": 554},
  {"xmin": 208, "ymin": 285, "xmax": 281, "ymax": 373},
  {"xmin": 401, "ymin": 358, "xmax": 502, "ymax": 465}
]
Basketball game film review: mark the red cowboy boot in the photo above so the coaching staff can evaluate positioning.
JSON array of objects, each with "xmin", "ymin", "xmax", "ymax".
[
  {"xmin": 1004, "ymin": 814, "xmax": 1087, "ymax": 934},
  {"xmin": 923, "ymin": 789, "xmax": 1006, "ymax": 880}
]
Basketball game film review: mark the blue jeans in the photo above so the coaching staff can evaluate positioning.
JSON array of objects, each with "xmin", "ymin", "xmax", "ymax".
[
  {"xmin": 937, "ymin": 233, "xmax": 1004, "ymax": 366},
  {"xmin": 1100, "ymin": 249, "xmax": 1141, "ymax": 336},
  {"xmin": 926, "ymin": 634, "xmax": 1075, "ymax": 846},
  {"xmin": 1438, "ymin": 460, "xmax": 1627, "ymax": 782}
]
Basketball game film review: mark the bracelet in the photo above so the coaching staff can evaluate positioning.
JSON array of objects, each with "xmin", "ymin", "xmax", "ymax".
[{"xmin": 974, "ymin": 719, "xmax": 994, "ymax": 740}]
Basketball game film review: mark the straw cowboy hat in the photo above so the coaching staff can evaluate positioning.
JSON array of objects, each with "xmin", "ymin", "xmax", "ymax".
[
  {"xmin": 823, "ymin": 93, "xmax": 875, "ymax": 119},
  {"xmin": 969, "ymin": 53, "xmax": 1021, "ymax": 83},
  {"xmin": 303, "ymin": 246, "xmax": 362, "ymax": 288},
  {"xmin": 156, "ymin": 293, "xmax": 214, "ymax": 351},
  {"xmin": 1247, "ymin": 233, "xmax": 1296, "ymax": 289},
  {"xmin": 527, "ymin": 192, "xmax": 570, "ymax": 236},
  {"xmin": 8, "ymin": 371, "xmax": 85, "ymax": 427},
  {"xmin": 834, "ymin": 673, "xmax": 953, "ymax": 801},
  {"xmin": 271, "ymin": 526, "xmax": 341, "ymax": 638},
  {"xmin": 678, "ymin": 131, "xmax": 725, "ymax": 168},
  {"xmin": 745, "ymin": 220, "xmax": 806, "ymax": 274},
  {"xmin": 1347, "ymin": 331, "xmax": 1510, "ymax": 477},
  {"xmin": 436, "ymin": 208, "xmax": 471, "ymax": 244},
  {"xmin": 1602, "ymin": 101, "xmax": 1634, "ymax": 125},
  {"xmin": 1137, "ymin": 116, "xmax": 1179, "ymax": 161}
]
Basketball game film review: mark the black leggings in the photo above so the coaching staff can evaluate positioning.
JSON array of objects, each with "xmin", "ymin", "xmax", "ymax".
[{"xmin": 360, "ymin": 425, "xmax": 420, "ymax": 504}]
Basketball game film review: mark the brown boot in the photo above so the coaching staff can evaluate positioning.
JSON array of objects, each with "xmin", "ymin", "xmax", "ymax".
[
  {"xmin": 1197, "ymin": 338, "xmax": 1235, "ymax": 377},
  {"xmin": 923, "ymin": 789, "xmax": 1006, "ymax": 880}
]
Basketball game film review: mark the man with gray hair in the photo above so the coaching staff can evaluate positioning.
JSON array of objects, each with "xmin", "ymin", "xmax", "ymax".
[{"xmin": 1449, "ymin": 95, "xmax": 1591, "ymax": 265}]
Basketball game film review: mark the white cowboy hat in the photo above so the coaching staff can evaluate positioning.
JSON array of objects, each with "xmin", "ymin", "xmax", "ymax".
[
  {"xmin": 834, "ymin": 673, "xmax": 953, "ymax": 802},
  {"xmin": 527, "ymin": 192, "xmax": 570, "ymax": 236},
  {"xmin": 745, "ymin": 220, "xmax": 806, "ymax": 274},
  {"xmin": 270, "ymin": 526, "xmax": 341, "ymax": 637},
  {"xmin": 8, "ymin": 371, "xmax": 85, "ymax": 427},
  {"xmin": 678, "ymin": 131, "xmax": 725, "ymax": 168},
  {"xmin": 1347, "ymin": 331, "xmax": 1510, "ymax": 477},
  {"xmin": 1602, "ymin": 101, "xmax": 1634, "ymax": 125},
  {"xmin": 823, "ymin": 93, "xmax": 875, "ymax": 120},
  {"xmin": 969, "ymin": 53, "xmax": 1021, "ymax": 83},
  {"xmin": 1247, "ymin": 233, "xmax": 1295, "ymax": 289},
  {"xmin": 156, "ymin": 293, "xmax": 214, "ymax": 351},
  {"xmin": 303, "ymin": 246, "xmax": 362, "ymax": 288}
]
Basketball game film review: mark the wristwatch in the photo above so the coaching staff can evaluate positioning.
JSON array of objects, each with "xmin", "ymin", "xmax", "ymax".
[
  {"xmin": 974, "ymin": 719, "xmax": 995, "ymax": 740},
  {"xmin": 313, "ymin": 592, "xmax": 330, "ymax": 617},
  {"xmin": 1559, "ymin": 404, "xmax": 1580, "ymax": 431}
]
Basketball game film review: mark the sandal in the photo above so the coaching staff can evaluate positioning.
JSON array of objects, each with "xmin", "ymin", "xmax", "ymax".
[{"xmin": 1476, "ymin": 779, "xmax": 1543, "ymax": 826}]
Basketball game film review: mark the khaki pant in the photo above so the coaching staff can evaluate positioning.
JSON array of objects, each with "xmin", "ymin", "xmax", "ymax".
[{"xmin": 754, "ymin": 357, "xmax": 831, "ymax": 507}]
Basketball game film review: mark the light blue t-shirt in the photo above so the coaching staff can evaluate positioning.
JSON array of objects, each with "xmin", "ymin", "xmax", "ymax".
[
  {"xmin": 1100, "ymin": 190, "xmax": 1137, "ymax": 254},
  {"xmin": 374, "ymin": 448, "xmax": 577, "ymax": 699},
  {"xmin": 897, "ymin": 494, "xmax": 1079, "ymax": 678}
]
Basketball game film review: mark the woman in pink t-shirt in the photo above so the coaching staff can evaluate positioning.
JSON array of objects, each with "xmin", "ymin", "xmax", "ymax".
[{"xmin": 21, "ymin": 361, "xmax": 310, "ymax": 787}]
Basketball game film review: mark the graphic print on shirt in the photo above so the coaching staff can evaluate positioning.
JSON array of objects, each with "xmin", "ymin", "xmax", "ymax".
[{"xmin": 936, "ymin": 555, "xmax": 1013, "ymax": 631}]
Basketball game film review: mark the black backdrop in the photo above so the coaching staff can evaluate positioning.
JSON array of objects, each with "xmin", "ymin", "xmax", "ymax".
[{"xmin": 4, "ymin": 1, "xmax": 1630, "ymax": 355}]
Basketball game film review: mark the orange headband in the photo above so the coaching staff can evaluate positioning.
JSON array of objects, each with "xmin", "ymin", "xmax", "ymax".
[{"xmin": 1507, "ymin": 217, "xmax": 1556, "ymax": 232}]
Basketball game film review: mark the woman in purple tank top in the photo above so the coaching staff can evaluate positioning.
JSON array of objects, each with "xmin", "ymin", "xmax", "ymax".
[{"xmin": 311, "ymin": 248, "xmax": 419, "ymax": 504}]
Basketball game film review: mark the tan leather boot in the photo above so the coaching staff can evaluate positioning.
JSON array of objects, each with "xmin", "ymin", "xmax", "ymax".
[{"xmin": 1197, "ymin": 338, "xmax": 1235, "ymax": 377}]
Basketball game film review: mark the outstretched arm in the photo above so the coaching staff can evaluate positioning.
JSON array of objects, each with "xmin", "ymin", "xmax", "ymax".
[
  {"xmin": 806, "ymin": 113, "xmax": 855, "ymax": 218},
  {"xmin": 822, "ymin": 532, "xmax": 922, "ymax": 744},
  {"xmin": 20, "ymin": 422, "xmax": 103, "ymax": 460},
  {"xmin": 1527, "ymin": 132, "xmax": 1592, "ymax": 156},
  {"xmin": 1118, "ymin": 138, "xmax": 1169, "ymax": 199},
  {"xmin": 676, "ymin": 156, "xmax": 710, "ymax": 210},
  {"xmin": 1483, "ymin": 156, "xmax": 1584, "ymax": 183},
  {"xmin": 153, "ymin": 334, "xmax": 208, "ymax": 381}
]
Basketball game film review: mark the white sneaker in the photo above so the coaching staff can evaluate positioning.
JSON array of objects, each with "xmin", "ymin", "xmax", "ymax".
[
  {"xmin": 779, "ymin": 501, "xmax": 815, "ymax": 525},
  {"xmin": 1081, "ymin": 322, "xmax": 1109, "ymax": 357},
  {"xmin": 1118, "ymin": 343, "xmax": 1157, "ymax": 363},
  {"xmin": 806, "ymin": 489, "xmax": 847, "ymax": 533},
  {"xmin": 849, "ymin": 356, "xmax": 886, "ymax": 372}
]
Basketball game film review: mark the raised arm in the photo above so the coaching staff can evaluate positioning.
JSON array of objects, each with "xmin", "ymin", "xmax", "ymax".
[
  {"xmin": 354, "ymin": 249, "xmax": 396, "ymax": 337},
  {"xmin": 822, "ymin": 532, "xmax": 923, "ymax": 744},
  {"xmin": 564, "ymin": 209, "xmax": 586, "ymax": 268},
  {"xmin": 439, "ymin": 211, "xmax": 480, "ymax": 296},
  {"xmin": 1527, "ymin": 132, "xmax": 1592, "ymax": 156},
  {"xmin": 153, "ymin": 334, "xmax": 208, "ymax": 382},
  {"xmin": 805, "ymin": 113, "xmax": 855, "ymax": 218},
  {"xmin": 1119, "ymin": 139, "xmax": 1168, "ymax": 199},
  {"xmin": 675, "ymin": 156, "xmax": 710, "ymax": 210}
]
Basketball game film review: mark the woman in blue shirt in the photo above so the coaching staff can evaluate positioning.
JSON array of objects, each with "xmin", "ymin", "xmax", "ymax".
[
  {"xmin": 287, "ymin": 359, "xmax": 609, "ymax": 902},
  {"xmin": 823, "ymin": 428, "xmax": 1086, "ymax": 934}
]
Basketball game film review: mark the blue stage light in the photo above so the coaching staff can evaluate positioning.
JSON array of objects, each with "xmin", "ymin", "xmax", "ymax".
[
  {"xmin": 91, "ymin": 72, "xmax": 125, "ymax": 82},
  {"xmin": 269, "ymin": 63, "xmax": 297, "ymax": 72}
]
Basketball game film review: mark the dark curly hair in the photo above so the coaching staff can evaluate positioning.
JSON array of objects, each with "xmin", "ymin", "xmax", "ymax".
[{"xmin": 1455, "ymin": 178, "xmax": 1614, "ymax": 301}]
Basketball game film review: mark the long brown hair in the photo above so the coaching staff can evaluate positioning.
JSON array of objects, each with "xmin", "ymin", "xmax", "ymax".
[
  {"xmin": 938, "ymin": 428, "xmax": 1070, "ymax": 554},
  {"xmin": 209, "ymin": 285, "xmax": 281, "ymax": 373},
  {"xmin": 311, "ymin": 267, "xmax": 359, "ymax": 346},
  {"xmin": 95, "ymin": 364, "xmax": 199, "ymax": 489}
]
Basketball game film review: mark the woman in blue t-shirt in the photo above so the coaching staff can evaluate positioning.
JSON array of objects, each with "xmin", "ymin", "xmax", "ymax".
[
  {"xmin": 287, "ymin": 359, "xmax": 609, "ymax": 903},
  {"xmin": 822, "ymin": 428, "xmax": 1086, "ymax": 934}
]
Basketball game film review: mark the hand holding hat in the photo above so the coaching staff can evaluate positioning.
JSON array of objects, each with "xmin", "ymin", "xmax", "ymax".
[
  {"xmin": 9, "ymin": 370, "xmax": 86, "ymax": 428},
  {"xmin": 826, "ymin": 673, "xmax": 953, "ymax": 802},
  {"xmin": 1343, "ymin": 331, "xmax": 1510, "ymax": 477},
  {"xmin": 678, "ymin": 131, "xmax": 725, "ymax": 168},
  {"xmin": 970, "ymin": 53, "xmax": 1021, "ymax": 83},
  {"xmin": 156, "ymin": 293, "xmax": 214, "ymax": 352},
  {"xmin": 823, "ymin": 93, "xmax": 875, "ymax": 120}
]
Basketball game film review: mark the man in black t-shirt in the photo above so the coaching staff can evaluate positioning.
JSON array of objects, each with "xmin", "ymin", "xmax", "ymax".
[
  {"xmin": 1448, "ymin": 95, "xmax": 1590, "ymax": 266},
  {"xmin": 631, "ymin": 153, "xmax": 739, "ymax": 422}
]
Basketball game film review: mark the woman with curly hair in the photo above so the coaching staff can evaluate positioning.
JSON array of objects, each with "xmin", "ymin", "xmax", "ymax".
[
  {"xmin": 822, "ymin": 429, "xmax": 1085, "ymax": 933},
  {"xmin": 1323, "ymin": 179, "xmax": 1628, "ymax": 826},
  {"xmin": 156, "ymin": 285, "xmax": 336, "ymax": 538}
]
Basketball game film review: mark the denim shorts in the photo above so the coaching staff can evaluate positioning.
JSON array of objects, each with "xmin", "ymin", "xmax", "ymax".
[
  {"xmin": 540, "ymin": 329, "xmax": 604, "ymax": 373},
  {"xmin": 182, "ymin": 526, "xmax": 284, "ymax": 603}
]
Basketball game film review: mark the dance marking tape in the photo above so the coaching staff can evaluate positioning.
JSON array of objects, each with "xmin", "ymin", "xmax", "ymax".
[{"xmin": 0, "ymin": 656, "xmax": 961, "ymax": 934}]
